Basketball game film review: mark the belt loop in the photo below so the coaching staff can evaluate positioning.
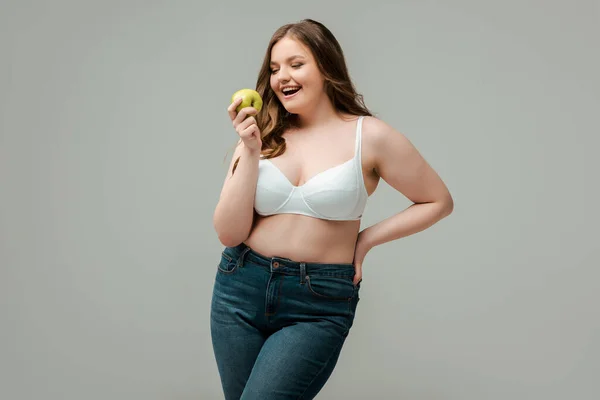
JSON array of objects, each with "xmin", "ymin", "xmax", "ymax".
[
  {"xmin": 299, "ymin": 262, "xmax": 306, "ymax": 284},
  {"xmin": 237, "ymin": 246, "xmax": 251, "ymax": 268}
]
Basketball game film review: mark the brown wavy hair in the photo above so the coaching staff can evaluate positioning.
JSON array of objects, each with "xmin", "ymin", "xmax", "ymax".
[{"xmin": 231, "ymin": 18, "xmax": 373, "ymax": 174}]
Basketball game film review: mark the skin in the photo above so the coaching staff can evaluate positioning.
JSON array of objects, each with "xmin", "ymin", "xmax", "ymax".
[{"xmin": 222, "ymin": 36, "xmax": 454, "ymax": 285}]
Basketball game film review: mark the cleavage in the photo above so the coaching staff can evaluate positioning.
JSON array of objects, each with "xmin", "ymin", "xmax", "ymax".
[{"xmin": 267, "ymin": 155, "xmax": 354, "ymax": 187}]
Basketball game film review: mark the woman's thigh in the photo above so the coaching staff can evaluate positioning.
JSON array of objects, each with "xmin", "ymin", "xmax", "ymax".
[{"xmin": 240, "ymin": 319, "xmax": 350, "ymax": 400}]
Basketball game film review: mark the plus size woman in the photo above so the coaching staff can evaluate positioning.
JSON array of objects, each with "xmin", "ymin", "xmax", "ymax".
[{"xmin": 211, "ymin": 18, "xmax": 454, "ymax": 400}]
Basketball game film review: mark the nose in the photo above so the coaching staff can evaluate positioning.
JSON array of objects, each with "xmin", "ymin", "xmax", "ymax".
[{"xmin": 277, "ymin": 67, "xmax": 291, "ymax": 83}]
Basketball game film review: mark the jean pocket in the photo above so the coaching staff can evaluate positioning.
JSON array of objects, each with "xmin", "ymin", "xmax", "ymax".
[
  {"xmin": 217, "ymin": 249, "xmax": 239, "ymax": 274},
  {"xmin": 305, "ymin": 274, "xmax": 356, "ymax": 301}
]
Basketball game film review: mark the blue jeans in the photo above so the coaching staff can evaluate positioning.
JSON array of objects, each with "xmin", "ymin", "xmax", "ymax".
[{"xmin": 210, "ymin": 242, "xmax": 361, "ymax": 399}]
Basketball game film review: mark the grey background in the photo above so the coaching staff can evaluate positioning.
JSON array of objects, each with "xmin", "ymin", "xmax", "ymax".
[{"xmin": 1, "ymin": 0, "xmax": 598, "ymax": 399}]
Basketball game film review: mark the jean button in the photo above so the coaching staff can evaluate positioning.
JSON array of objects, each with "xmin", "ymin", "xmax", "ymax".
[{"xmin": 273, "ymin": 261, "xmax": 279, "ymax": 268}]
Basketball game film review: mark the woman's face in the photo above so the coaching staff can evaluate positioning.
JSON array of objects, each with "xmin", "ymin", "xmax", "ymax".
[{"xmin": 269, "ymin": 36, "xmax": 326, "ymax": 114}]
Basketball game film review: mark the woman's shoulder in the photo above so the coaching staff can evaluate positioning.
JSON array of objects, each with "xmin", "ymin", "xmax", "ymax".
[
  {"xmin": 360, "ymin": 115, "xmax": 409, "ymax": 146},
  {"xmin": 359, "ymin": 115, "xmax": 416, "ymax": 171}
]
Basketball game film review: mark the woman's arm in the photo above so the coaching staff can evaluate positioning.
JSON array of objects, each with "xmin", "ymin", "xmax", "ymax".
[
  {"xmin": 213, "ymin": 142, "xmax": 260, "ymax": 247},
  {"xmin": 359, "ymin": 118, "xmax": 454, "ymax": 250}
]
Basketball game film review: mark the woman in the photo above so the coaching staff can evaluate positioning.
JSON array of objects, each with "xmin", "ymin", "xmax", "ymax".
[{"xmin": 211, "ymin": 19, "xmax": 453, "ymax": 399}]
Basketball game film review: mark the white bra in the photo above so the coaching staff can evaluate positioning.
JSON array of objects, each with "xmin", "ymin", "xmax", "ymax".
[{"xmin": 254, "ymin": 116, "xmax": 368, "ymax": 221}]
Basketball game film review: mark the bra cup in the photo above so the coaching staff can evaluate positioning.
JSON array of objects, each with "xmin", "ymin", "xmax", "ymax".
[
  {"xmin": 254, "ymin": 184, "xmax": 288, "ymax": 215},
  {"xmin": 300, "ymin": 165, "xmax": 361, "ymax": 218},
  {"xmin": 254, "ymin": 163, "xmax": 292, "ymax": 214},
  {"xmin": 302, "ymin": 187, "xmax": 360, "ymax": 219}
]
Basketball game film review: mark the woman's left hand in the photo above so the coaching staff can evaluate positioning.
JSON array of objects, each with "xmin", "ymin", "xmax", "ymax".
[{"xmin": 353, "ymin": 231, "xmax": 372, "ymax": 286}]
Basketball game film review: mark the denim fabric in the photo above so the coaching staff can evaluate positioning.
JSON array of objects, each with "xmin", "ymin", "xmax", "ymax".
[{"xmin": 210, "ymin": 242, "xmax": 361, "ymax": 400}]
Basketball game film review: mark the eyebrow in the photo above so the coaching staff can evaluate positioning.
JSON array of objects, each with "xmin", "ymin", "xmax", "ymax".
[{"xmin": 270, "ymin": 55, "xmax": 305, "ymax": 66}]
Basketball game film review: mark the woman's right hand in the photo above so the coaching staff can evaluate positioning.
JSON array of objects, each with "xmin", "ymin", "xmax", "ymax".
[{"xmin": 228, "ymin": 97, "xmax": 262, "ymax": 153}]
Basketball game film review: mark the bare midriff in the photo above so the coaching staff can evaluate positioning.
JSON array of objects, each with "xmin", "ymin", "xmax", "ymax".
[{"xmin": 244, "ymin": 214, "xmax": 361, "ymax": 264}]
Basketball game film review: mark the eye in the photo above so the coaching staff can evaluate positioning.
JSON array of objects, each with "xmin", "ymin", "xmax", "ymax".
[
  {"xmin": 292, "ymin": 63, "xmax": 303, "ymax": 68},
  {"xmin": 270, "ymin": 69, "xmax": 279, "ymax": 75}
]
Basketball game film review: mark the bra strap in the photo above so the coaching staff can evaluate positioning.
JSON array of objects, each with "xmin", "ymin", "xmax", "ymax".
[{"xmin": 354, "ymin": 116, "xmax": 364, "ymax": 162}]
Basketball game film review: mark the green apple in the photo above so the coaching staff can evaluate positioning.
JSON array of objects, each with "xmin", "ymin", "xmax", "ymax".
[{"xmin": 231, "ymin": 88, "xmax": 263, "ymax": 114}]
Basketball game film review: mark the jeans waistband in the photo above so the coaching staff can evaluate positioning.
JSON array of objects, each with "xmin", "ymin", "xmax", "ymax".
[{"xmin": 226, "ymin": 242, "xmax": 356, "ymax": 278}]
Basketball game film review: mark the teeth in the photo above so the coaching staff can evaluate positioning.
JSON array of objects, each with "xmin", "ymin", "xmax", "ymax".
[{"xmin": 282, "ymin": 86, "xmax": 301, "ymax": 93}]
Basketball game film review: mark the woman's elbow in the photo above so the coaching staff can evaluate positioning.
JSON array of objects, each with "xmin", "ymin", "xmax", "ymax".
[
  {"xmin": 441, "ymin": 194, "xmax": 454, "ymax": 217},
  {"xmin": 213, "ymin": 221, "xmax": 246, "ymax": 248},
  {"xmin": 217, "ymin": 233, "xmax": 244, "ymax": 248}
]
